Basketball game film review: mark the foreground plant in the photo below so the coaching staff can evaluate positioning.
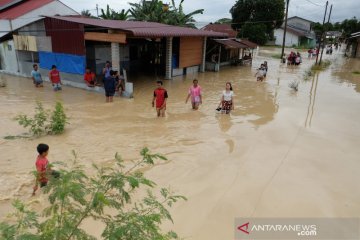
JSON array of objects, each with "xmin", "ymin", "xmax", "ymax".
[
  {"xmin": 0, "ymin": 148, "xmax": 186, "ymax": 240},
  {"xmin": 14, "ymin": 102, "xmax": 68, "ymax": 137}
]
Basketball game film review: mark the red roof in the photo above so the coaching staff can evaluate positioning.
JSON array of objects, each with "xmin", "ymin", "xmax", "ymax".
[
  {"xmin": 46, "ymin": 16, "xmax": 228, "ymax": 38},
  {"xmin": 213, "ymin": 39, "xmax": 248, "ymax": 49},
  {"xmin": 202, "ymin": 24, "xmax": 237, "ymax": 38},
  {"xmin": 0, "ymin": 0, "xmax": 54, "ymax": 19},
  {"xmin": 236, "ymin": 39, "xmax": 258, "ymax": 49}
]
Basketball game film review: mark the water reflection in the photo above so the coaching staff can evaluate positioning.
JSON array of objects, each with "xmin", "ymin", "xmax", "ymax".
[
  {"xmin": 305, "ymin": 73, "xmax": 319, "ymax": 128},
  {"xmin": 332, "ymin": 57, "xmax": 360, "ymax": 93}
]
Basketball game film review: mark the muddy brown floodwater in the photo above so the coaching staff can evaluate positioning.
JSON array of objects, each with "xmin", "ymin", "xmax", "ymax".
[{"xmin": 1, "ymin": 47, "xmax": 360, "ymax": 239}]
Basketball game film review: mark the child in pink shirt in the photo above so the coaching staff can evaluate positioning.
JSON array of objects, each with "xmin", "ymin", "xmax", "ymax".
[{"xmin": 185, "ymin": 79, "xmax": 202, "ymax": 110}]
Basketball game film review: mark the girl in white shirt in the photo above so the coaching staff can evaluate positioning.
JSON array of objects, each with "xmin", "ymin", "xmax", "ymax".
[{"xmin": 218, "ymin": 82, "xmax": 234, "ymax": 114}]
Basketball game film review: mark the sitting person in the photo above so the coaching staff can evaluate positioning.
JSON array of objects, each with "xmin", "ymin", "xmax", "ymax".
[{"xmin": 84, "ymin": 67, "xmax": 97, "ymax": 87}]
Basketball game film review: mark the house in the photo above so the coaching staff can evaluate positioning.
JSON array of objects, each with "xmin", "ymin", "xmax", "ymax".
[
  {"xmin": 348, "ymin": 32, "xmax": 360, "ymax": 58},
  {"xmin": 1, "ymin": 4, "xmax": 227, "ymax": 95},
  {"xmin": 0, "ymin": 0, "xmax": 78, "ymax": 73},
  {"xmin": 274, "ymin": 16, "xmax": 316, "ymax": 47},
  {"xmin": 201, "ymin": 23, "xmax": 238, "ymax": 38}
]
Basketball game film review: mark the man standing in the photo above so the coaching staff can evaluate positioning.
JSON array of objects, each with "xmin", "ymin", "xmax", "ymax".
[
  {"xmin": 152, "ymin": 81, "xmax": 168, "ymax": 117},
  {"xmin": 31, "ymin": 64, "xmax": 43, "ymax": 87}
]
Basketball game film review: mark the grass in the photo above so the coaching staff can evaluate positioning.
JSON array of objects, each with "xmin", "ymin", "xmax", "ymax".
[
  {"xmin": 311, "ymin": 60, "xmax": 331, "ymax": 71},
  {"xmin": 352, "ymin": 71, "xmax": 360, "ymax": 75},
  {"xmin": 271, "ymin": 53, "xmax": 282, "ymax": 59}
]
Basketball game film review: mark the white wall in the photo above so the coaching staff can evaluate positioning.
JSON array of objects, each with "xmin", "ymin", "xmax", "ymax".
[
  {"xmin": 287, "ymin": 17, "xmax": 312, "ymax": 31},
  {"xmin": 274, "ymin": 29, "xmax": 299, "ymax": 47},
  {"xmin": 0, "ymin": 1, "xmax": 78, "ymax": 38},
  {"xmin": 0, "ymin": 40, "xmax": 18, "ymax": 72}
]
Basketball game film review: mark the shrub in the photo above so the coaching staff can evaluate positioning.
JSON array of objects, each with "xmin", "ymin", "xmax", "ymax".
[
  {"xmin": 14, "ymin": 102, "xmax": 68, "ymax": 137},
  {"xmin": 0, "ymin": 148, "xmax": 186, "ymax": 240},
  {"xmin": 311, "ymin": 60, "xmax": 331, "ymax": 71}
]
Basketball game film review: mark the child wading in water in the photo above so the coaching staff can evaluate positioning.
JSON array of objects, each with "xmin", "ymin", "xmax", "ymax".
[
  {"xmin": 152, "ymin": 80, "xmax": 168, "ymax": 117},
  {"xmin": 217, "ymin": 82, "xmax": 234, "ymax": 114},
  {"xmin": 32, "ymin": 144, "xmax": 59, "ymax": 195},
  {"xmin": 185, "ymin": 79, "xmax": 202, "ymax": 110},
  {"xmin": 49, "ymin": 65, "xmax": 62, "ymax": 91}
]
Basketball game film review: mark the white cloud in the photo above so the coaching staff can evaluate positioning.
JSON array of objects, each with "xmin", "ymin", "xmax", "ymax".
[{"xmin": 61, "ymin": 0, "xmax": 360, "ymax": 24}]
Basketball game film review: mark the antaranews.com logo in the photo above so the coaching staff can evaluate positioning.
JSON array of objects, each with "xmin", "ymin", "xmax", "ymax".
[{"xmin": 235, "ymin": 218, "xmax": 359, "ymax": 240}]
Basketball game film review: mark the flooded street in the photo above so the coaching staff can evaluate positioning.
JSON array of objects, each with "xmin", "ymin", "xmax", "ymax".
[{"xmin": 1, "ymin": 47, "xmax": 360, "ymax": 239}]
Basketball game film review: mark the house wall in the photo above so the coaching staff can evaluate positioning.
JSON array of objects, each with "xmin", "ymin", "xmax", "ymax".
[
  {"xmin": 0, "ymin": 1, "xmax": 78, "ymax": 38},
  {"xmin": 274, "ymin": 29, "xmax": 299, "ymax": 47},
  {"xmin": 287, "ymin": 18, "xmax": 311, "ymax": 31},
  {"xmin": 357, "ymin": 38, "xmax": 360, "ymax": 58},
  {"xmin": 0, "ymin": 40, "xmax": 18, "ymax": 72}
]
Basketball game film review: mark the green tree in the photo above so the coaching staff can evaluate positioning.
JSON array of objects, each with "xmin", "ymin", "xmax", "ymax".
[
  {"xmin": 81, "ymin": 10, "xmax": 93, "ymax": 17},
  {"xmin": 129, "ymin": 0, "xmax": 203, "ymax": 28},
  {"xmin": 230, "ymin": 0, "xmax": 285, "ymax": 44},
  {"xmin": 341, "ymin": 17, "xmax": 360, "ymax": 37},
  {"xmin": 215, "ymin": 18, "xmax": 232, "ymax": 24},
  {"xmin": 240, "ymin": 23, "xmax": 267, "ymax": 45},
  {"xmin": 0, "ymin": 148, "xmax": 186, "ymax": 239},
  {"xmin": 100, "ymin": 4, "xmax": 130, "ymax": 20}
]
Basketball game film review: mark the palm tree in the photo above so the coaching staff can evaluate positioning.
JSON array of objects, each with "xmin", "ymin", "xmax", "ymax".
[
  {"xmin": 129, "ymin": 0, "xmax": 203, "ymax": 28},
  {"xmin": 100, "ymin": 4, "xmax": 130, "ymax": 20},
  {"xmin": 81, "ymin": 10, "xmax": 93, "ymax": 17}
]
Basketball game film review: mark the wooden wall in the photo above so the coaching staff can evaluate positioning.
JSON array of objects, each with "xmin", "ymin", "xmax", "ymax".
[{"xmin": 179, "ymin": 37, "xmax": 203, "ymax": 68}]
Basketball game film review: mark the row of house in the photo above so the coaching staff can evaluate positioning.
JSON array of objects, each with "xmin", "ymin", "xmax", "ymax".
[{"xmin": 0, "ymin": 0, "xmax": 258, "ymax": 96}]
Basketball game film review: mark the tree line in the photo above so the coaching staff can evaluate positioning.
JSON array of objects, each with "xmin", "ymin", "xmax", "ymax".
[{"xmin": 81, "ymin": 0, "xmax": 203, "ymax": 28}]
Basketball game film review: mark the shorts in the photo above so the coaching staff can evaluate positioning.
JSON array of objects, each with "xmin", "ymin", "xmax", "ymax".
[
  {"xmin": 191, "ymin": 96, "xmax": 201, "ymax": 104},
  {"xmin": 34, "ymin": 81, "xmax": 43, "ymax": 86},
  {"xmin": 105, "ymin": 90, "xmax": 115, "ymax": 97},
  {"xmin": 53, "ymin": 83, "xmax": 62, "ymax": 91}
]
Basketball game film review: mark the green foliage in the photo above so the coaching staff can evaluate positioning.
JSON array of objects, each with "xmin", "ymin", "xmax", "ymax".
[
  {"xmin": 271, "ymin": 53, "xmax": 282, "ymax": 59},
  {"xmin": 50, "ymin": 102, "xmax": 68, "ymax": 135},
  {"xmin": 0, "ymin": 149, "xmax": 186, "ymax": 240},
  {"xmin": 240, "ymin": 23, "xmax": 268, "ymax": 45},
  {"xmin": 230, "ymin": 0, "xmax": 285, "ymax": 43},
  {"xmin": 311, "ymin": 17, "xmax": 360, "ymax": 39},
  {"xmin": 352, "ymin": 71, "xmax": 360, "ymax": 75},
  {"xmin": 100, "ymin": 4, "xmax": 130, "ymax": 20},
  {"xmin": 15, "ymin": 102, "xmax": 48, "ymax": 136},
  {"xmin": 129, "ymin": 0, "xmax": 203, "ymax": 28},
  {"xmin": 14, "ymin": 102, "xmax": 68, "ymax": 137},
  {"xmin": 214, "ymin": 18, "xmax": 232, "ymax": 24},
  {"xmin": 311, "ymin": 60, "xmax": 331, "ymax": 71},
  {"xmin": 81, "ymin": 10, "xmax": 93, "ymax": 17}
]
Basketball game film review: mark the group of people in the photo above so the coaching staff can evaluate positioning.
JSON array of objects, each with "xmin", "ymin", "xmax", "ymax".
[
  {"xmin": 287, "ymin": 51, "xmax": 302, "ymax": 65},
  {"xmin": 307, "ymin": 48, "xmax": 319, "ymax": 59},
  {"xmin": 152, "ymin": 79, "xmax": 234, "ymax": 117},
  {"xmin": 30, "ymin": 61, "xmax": 125, "ymax": 102},
  {"xmin": 255, "ymin": 61, "xmax": 268, "ymax": 82}
]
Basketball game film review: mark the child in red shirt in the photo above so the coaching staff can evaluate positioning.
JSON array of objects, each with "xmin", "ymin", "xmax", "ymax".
[
  {"xmin": 84, "ymin": 67, "xmax": 97, "ymax": 87},
  {"xmin": 32, "ymin": 143, "xmax": 59, "ymax": 195},
  {"xmin": 152, "ymin": 80, "xmax": 168, "ymax": 117},
  {"xmin": 48, "ymin": 65, "xmax": 62, "ymax": 91}
]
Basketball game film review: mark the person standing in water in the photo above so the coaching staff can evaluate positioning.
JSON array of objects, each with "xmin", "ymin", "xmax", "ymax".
[
  {"xmin": 102, "ymin": 61, "xmax": 112, "ymax": 82},
  {"xmin": 217, "ymin": 82, "xmax": 234, "ymax": 114},
  {"xmin": 152, "ymin": 80, "xmax": 168, "ymax": 117},
  {"xmin": 48, "ymin": 65, "xmax": 62, "ymax": 91},
  {"xmin": 31, "ymin": 64, "xmax": 43, "ymax": 87},
  {"xmin": 103, "ymin": 69, "xmax": 117, "ymax": 103},
  {"xmin": 185, "ymin": 79, "xmax": 202, "ymax": 110}
]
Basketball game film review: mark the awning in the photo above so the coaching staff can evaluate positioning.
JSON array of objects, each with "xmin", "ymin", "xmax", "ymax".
[{"xmin": 213, "ymin": 39, "xmax": 248, "ymax": 49}]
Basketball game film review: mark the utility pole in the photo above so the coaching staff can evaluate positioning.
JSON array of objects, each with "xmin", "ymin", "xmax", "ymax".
[
  {"xmin": 96, "ymin": 4, "xmax": 99, "ymax": 17},
  {"xmin": 315, "ymin": 1, "xmax": 328, "ymax": 65},
  {"xmin": 280, "ymin": 0, "xmax": 290, "ymax": 63},
  {"xmin": 319, "ymin": 4, "xmax": 332, "ymax": 65}
]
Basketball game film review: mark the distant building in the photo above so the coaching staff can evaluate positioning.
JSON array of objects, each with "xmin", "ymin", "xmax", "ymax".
[
  {"xmin": 0, "ymin": 0, "xmax": 78, "ymax": 73},
  {"xmin": 274, "ymin": 16, "xmax": 316, "ymax": 47},
  {"xmin": 348, "ymin": 32, "xmax": 360, "ymax": 58},
  {"xmin": 201, "ymin": 23, "xmax": 238, "ymax": 38}
]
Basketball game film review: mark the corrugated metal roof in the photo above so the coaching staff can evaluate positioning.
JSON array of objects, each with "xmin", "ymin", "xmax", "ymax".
[
  {"xmin": 45, "ymin": 16, "xmax": 228, "ymax": 38},
  {"xmin": 0, "ymin": 0, "xmax": 54, "ymax": 19},
  {"xmin": 236, "ymin": 39, "xmax": 258, "ymax": 49},
  {"xmin": 213, "ymin": 39, "xmax": 247, "ymax": 49},
  {"xmin": 202, "ymin": 24, "xmax": 237, "ymax": 38}
]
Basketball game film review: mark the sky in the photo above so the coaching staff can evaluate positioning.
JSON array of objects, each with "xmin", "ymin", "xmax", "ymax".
[{"xmin": 61, "ymin": 0, "xmax": 360, "ymax": 26}]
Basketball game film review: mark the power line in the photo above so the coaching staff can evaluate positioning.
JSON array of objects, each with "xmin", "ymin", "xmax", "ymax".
[{"xmin": 303, "ymin": 0, "xmax": 327, "ymax": 7}]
